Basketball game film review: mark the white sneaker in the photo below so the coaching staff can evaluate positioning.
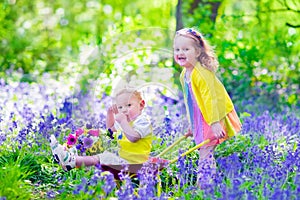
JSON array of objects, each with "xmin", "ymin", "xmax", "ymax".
[{"xmin": 50, "ymin": 135, "xmax": 76, "ymax": 171}]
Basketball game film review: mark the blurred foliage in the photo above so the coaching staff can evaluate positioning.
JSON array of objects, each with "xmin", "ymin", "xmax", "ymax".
[
  {"xmin": 0, "ymin": 0, "xmax": 176, "ymax": 87},
  {"xmin": 0, "ymin": 0, "xmax": 299, "ymax": 108}
]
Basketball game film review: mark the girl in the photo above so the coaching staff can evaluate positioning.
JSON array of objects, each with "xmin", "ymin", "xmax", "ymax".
[
  {"xmin": 50, "ymin": 87, "xmax": 152, "ymax": 171},
  {"xmin": 173, "ymin": 28, "xmax": 242, "ymax": 188}
]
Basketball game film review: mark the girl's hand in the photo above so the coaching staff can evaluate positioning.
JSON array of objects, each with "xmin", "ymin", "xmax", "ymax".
[
  {"xmin": 184, "ymin": 128, "xmax": 193, "ymax": 137},
  {"xmin": 211, "ymin": 122, "xmax": 225, "ymax": 139}
]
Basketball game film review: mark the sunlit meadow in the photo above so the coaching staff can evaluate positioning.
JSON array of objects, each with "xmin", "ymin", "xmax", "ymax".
[{"xmin": 0, "ymin": 74, "xmax": 299, "ymax": 200}]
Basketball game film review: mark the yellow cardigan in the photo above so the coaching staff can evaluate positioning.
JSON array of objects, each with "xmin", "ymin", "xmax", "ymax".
[{"xmin": 180, "ymin": 62, "xmax": 234, "ymax": 125}]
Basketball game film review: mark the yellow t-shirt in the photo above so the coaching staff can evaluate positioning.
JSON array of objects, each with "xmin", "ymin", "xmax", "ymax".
[{"xmin": 114, "ymin": 113, "xmax": 152, "ymax": 164}]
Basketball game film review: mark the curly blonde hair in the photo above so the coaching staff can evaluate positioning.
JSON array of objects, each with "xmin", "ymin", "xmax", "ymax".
[{"xmin": 175, "ymin": 28, "xmax": 219, "ymax": 72}]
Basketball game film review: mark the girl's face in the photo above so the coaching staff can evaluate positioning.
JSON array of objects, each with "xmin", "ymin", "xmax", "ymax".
[
  {"xmin": 173, "ymin": 35, "xmax": 200, "ymax": 69},
  {"xmin": 115, "ymin": 93, "xmax": 144, "ymax": 121}
]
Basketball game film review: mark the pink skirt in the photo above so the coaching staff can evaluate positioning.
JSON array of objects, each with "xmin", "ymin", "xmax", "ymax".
[{"xmin": 203, "ymin": 109, "xmax": 242, "ymax": 146}]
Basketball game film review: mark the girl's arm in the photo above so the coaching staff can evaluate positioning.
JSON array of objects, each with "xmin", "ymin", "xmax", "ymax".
[{"xmin": 115, "ymin": 113, "xmax": 141, "ymax": 143}]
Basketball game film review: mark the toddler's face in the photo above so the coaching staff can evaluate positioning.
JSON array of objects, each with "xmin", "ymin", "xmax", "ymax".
[
  {"xmin": 115, "ymin": 93, "xmax": 143, "ymax": 121},
  {"xmin": 173, "ymin": 36, "xmax": 200, "ymax": 69}
]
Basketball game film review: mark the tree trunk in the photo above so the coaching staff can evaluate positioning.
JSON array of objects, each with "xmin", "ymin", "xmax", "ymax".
[{"xmin": 176, "ymin": 0, "xmax": 183, "ymax": 31}]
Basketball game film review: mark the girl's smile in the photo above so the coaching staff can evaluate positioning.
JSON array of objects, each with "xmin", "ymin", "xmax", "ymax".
[{"xmin": 173, "ymin": 35, "xmax": 200, "ymax": 69}]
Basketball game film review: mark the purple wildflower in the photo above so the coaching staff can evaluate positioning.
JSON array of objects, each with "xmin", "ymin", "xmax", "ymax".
[
  {"xmin": 46, "ymin": 190, "xmax": 56, "ymax": 199},
  {"xmin": 102, "ymin": 172, "xmax": 116, "ymax": 195},
  {"xmin": 0, "ymin": 133, "xmax": 6, "ymax": 145},
  {"xmin": 73, "ymin": 177, "xmax": 87, "ymax": 195},
  {"xmin": 86, "ymin": 123, "xmax": 93, "ymax": 129},
  {"xmin": 107, "ymin": 128, "xmax": 114, "ymax": 139},
  {"xmin": 83, "ymin": 137, "xmax": 94, "ymax": 149}
]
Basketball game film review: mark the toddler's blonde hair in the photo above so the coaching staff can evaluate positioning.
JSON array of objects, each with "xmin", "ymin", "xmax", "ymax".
[{"xmin": 114, "ymin": 86, "xmax": 143, "ymax": 101}]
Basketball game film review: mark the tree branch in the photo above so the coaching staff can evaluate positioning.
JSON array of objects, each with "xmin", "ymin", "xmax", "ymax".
[{"xmin": 286, "ymin": 22, "xmax": 300, "ymax": 28}]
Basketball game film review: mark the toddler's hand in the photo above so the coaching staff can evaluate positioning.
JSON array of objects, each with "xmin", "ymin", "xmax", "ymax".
[
  {"xmin": 211, "ymin": 122, "xmax": 225, "ymax": 139},
  {"xmin": 184, "ymin": 128, "xmax": 193, "ymax": 137},
  {"xmin": 108, "ymin": 104, "xmax": 118, "ymax": 114},
  {"xmin": 115, "ymin": 113, "xmax": 128, "ymax": 123}
]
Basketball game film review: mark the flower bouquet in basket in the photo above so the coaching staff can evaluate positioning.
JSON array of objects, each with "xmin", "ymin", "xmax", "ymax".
[{"xmin": 64, "ymin": 127, "xmax": 116, "ymax": 156}]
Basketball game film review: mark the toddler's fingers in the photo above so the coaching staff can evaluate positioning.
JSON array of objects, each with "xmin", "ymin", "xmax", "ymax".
[
  {"xmin": 108, "ymin": 105, "xmax": 115, "ymax": 111},
  {"xmin": 111, "ymin": 104, "xmax": 118, "ymax": 113}
]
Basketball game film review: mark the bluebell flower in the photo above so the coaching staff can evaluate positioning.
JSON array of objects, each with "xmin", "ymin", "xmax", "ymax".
[{"xmin": 46, "ymin": 190, "xmax": 56, "ymax": 199}]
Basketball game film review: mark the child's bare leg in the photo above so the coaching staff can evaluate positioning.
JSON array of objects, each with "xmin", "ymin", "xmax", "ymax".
[
  {"xmin": 197, "ymin": 145, "xmax": 216, "ymax": 188},
  {"xmin": 75, "ymin": 155, "xmax": 100, "ymax": 167},
  {"xmin": 50, "ymin": 135, "xmax": 100, "ymax": 171}
]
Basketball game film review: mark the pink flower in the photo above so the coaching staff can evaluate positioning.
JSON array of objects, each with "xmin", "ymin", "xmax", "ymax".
[
  {"xmin": 88, "ymin": 129, "xmax": 99, "ymax": 136},
  {"xmin": 67, "ymin": 134, "xmax": 77, "ymax": 146},
  {"xmin": 75, "ymin": 128, "xmax": 84, "ymax": 137}
]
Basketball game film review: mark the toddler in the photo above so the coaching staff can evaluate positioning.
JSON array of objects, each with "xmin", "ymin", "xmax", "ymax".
[{"xmin": 50, "ymin": 87, "xmax": 152, "ymax": 171}]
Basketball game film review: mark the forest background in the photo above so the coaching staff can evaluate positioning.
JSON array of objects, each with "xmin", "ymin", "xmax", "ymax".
[
  {"xmin": 1, "ymin": 0, "xmax": 300, "ymax": 199},
  {"xmin": 1, "ymin": 0, "xmax": 299, "ymax": 110}
]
